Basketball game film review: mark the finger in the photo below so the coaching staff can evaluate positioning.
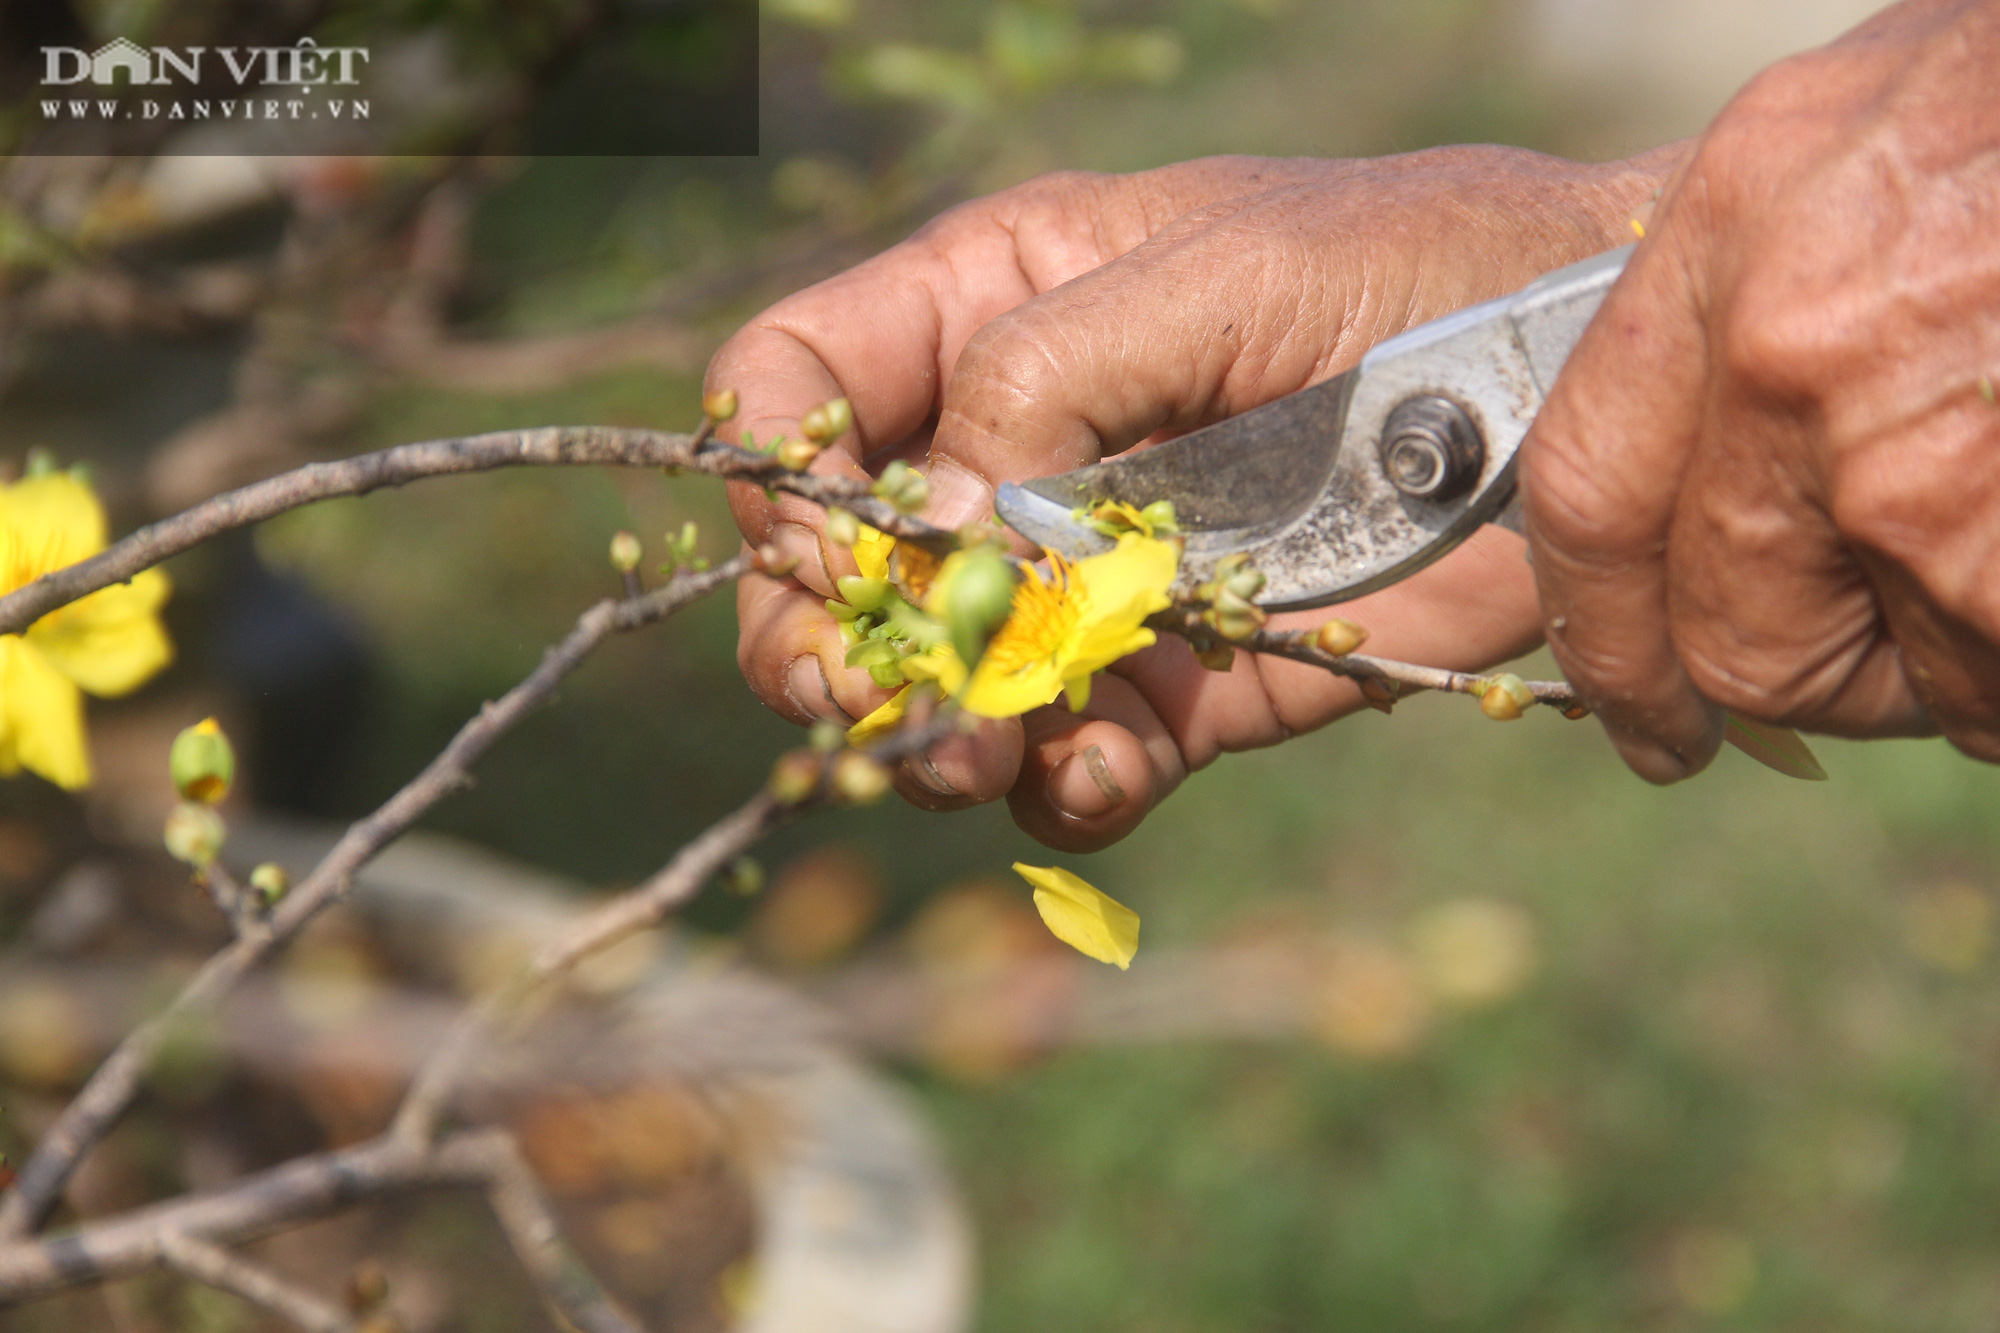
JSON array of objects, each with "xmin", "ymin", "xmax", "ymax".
[
  {"xmin": 1660, "ymin": 403, "xmax": 1931, "ymax": 737},
  {"xmin": 1523, "ymin": 222, "xmax": 1726, "ymax": 783},
  {"xmin": 714, "ymin": 165, "xmax": 1291, "ymax": 542},
  {"xmin": 922, "ymin": 148, "xmax": 1680, "ymax": 527},
  {"xmin": 735, "ymin": 570, "xmax": 892, "ymax": 725},
  {"xmin": 1008, "ymin": 675, "xmax": 1188, "ymax": 852},
  {"xmin": 921, "ymin": 186, "xmax": 1366, "ymax": 527},
  {"xmin": 892, "ymin": 714, "xmax": 1025, "ymax": 812}
]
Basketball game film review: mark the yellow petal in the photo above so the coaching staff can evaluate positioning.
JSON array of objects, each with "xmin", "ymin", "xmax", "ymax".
[
  {"xmin": 0, "ymin": 472, "xmax": 107, "ymax": 584},
  {"xmin": 1064, "ymin": 534, "xmax": 1175, "ymax": 676},
  {"xmin": 847, "ymin": 685, "xmax": 912, "ymax": 745},
  {"xmin": 962, "ymin": 655, "xmax": 1063, "ymax": 718},
  {"xmin": 0, "ymin": 637, "xmax": 91, "ymax": 789},
  {"xmin": 1013, "ymin": 862, "xmax": 1140, "ymax": 969},
  {"xmin": 902, "ymin": 645, "xmax": 968, "ymax": 695},
  {"xmin": 29, "ymin": 568, "xmax": 173, "ymax": 697},
  {"xmin": 852, "ymin": 524, "xmax": 895, "ymax": 582}
]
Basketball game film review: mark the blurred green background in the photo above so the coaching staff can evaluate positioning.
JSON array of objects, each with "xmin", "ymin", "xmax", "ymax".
[{"xmin": 11, "ymin": 0, "xmax": 1999, "ymax": 1329}]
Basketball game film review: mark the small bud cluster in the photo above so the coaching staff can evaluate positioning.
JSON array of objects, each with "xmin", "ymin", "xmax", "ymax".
[
  {"xmin": 660, "ymin": 521, "xmax": 708, "ymax": 576},
  {"xmin": 1199, "ymin": 553, "xmax": 1268, "ymax": 642},
  {"xmin": 754, "ymin": 543, "xmax": 800, "ymax": 577},
  {"xmin": 825, "ymin": 508, "xmax": 861, "ymax": 548},
  {"xmin": 871, "ymin": 460, "xmax": 930, "ymax": 514},
  {"xmin": 800, "ymin": 397, "xmax": 854, "ymax": 444},
  {"xmin": 767, "ymin": 742, "xmax": 891, "ymax": 808},
  {"xmin": 165, "ymin": 718, "xmax": 235, "ymax": 869},
  {"xmin": 1075, "ymin": 498, "xmax": 1180, "ymax": 539},
  {"xmin": 1478, "ymin": 673, "xmax": 1536, "ymax": 721}
]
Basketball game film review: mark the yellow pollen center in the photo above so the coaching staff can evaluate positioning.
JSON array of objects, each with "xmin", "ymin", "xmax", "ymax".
[{"xmin": 982, "ymin": 555, "xmax": 1082, "ymax": 675}]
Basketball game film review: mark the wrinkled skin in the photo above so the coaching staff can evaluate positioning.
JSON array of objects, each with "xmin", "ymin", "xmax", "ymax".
[
  {"xmin": 1524, "ymin": 0, "xmax": 2000, "ymax": 780},
  {"xmin": 714, "ymin": 145, "xmax": 1677, "ymax": 849}
]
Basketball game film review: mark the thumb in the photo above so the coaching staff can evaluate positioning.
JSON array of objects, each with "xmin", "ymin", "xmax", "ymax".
[{"xmin": 920, "ymin": 185, "xmax": 1366, "ymax": 528}]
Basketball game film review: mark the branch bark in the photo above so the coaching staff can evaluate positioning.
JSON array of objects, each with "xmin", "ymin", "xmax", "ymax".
[
  {"xmin": 0, "ymin": 556, "xmax": 753, "ymax": 1240},
  {"xmin": 0, "ymin": 427, "xmax": 952, "ymax": 639},
  {"xmin": 155, "ymin": 1232, "xmax": 358, "ymax": 1333}
]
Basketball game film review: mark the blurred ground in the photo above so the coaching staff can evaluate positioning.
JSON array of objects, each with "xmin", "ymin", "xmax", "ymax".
[{"xmin": 8, "ymin": 1, "xmax": 1998, "ymax": 1330}]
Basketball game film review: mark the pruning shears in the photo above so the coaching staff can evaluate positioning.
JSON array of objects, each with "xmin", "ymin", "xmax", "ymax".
[{"xmin": 994, "ymin": 244, "xmax": 1633, "ymax": 609}]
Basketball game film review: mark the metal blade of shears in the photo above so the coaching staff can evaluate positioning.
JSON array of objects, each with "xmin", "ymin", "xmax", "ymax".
[{"xmin": 996, "ymin": 244, "xmax": 1632, "ymax": 610}]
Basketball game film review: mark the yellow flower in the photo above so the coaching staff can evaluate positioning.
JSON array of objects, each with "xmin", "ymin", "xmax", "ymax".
[
  {"xmin": 1013, "ymin": 863, "xmax": 1140, "ymax": 968},
  {"xmin": 0, "ymin": 470, "xmax": 172, "ymax": 789},
  {"xmin": 844, "ymin": 531, "xmax": 1178, "ymax": 743},
  {"xmin": 851, "ymin": 523, "xmax": 894, "ymax": 581},
  {"xmin": 960, "ymin": 533, "xmax": 1176, "ymax": 716}
]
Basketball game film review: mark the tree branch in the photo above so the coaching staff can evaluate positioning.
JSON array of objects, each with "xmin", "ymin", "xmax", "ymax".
[
  {"xmin": 0, "ymin": 428, "xmax": 953, "ymax": 639},
  {"xmin": 0, "ymin": 556, "xmax": 753, "ymax": 1240},
  {"xmin": 1148, "ymin": 605, "xmax": 1583, "ymax": 711},
  {"xmin": 155, "ymin": 1232, "xmax": 358, "ymax": 1333},
  {"xmin": 460, "ymin": 1132, "xmax": 646, "ymax": 1333}
]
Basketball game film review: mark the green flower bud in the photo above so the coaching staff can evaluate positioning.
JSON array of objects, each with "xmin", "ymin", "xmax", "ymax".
[
  {"xmin": 164, "ymin": 801, "xmax": 227, "ymax": 869},
  {"xmin": 754, "ymin": 542, "xmax": 800, "ymax": 578},
  {"xmin": 937, "ymin": 545, "xmax": 1017, "ymax": 666},
  {"xmin": 608, "ymin": 530, "xmax": 643, "ymax": 573},
  {"xmin": 170, "ymin": 717, "xmax": 235, "ymax": 805},
  {"xmin": 702, "ymin": 388, "xmax": 740, "ymax": 421},
  {"xmin": 825, "ymin": 508, "xmax": 861, "ymax": 548},
  {"xmin": 775, "ymin": 436, "xmax": 822, "ymax": 472},
  {"xmin": 845, "ymin": 638, "xmax": 901, "ymax": 673},
  {"xmin": 872, "ymin": 460, "xmax": 930, "ymax": 514},
  {"xmin": 1139, "ymin": 500, "xmax": 1180, "ymax": 535},
  {"xmin": 249, "ymin": 862, "xmax": 290, "ymax": 906},
  {"xmin": 1223, "ymin": 565, "xmax": 1267, "ymax": 600},
  {"xmin": 768, "ymin": 750, "xmax": 823, "ymax": 805},
  {"xmin": 831, "ymin": 750, "xmax": 892, "ymax": 805},
  {"xmin": 800, "ymin": 396, "xmax": 855, "ymax": 443},
  {"xmin": 1479, "ymin": 673, "xmax": 1534, "ymax": 721},
  {"xmin": 1314, "ymin": 618, "xmax": 1369, "ymax": 656},
  {"xmin": 809, "ymin": 719, "xmax": 846, "ymax": 753},
  {"xmin": 1211, "ymin": 606, "xmax": 1265, "ymax": 642},
  {"xmin": 835, "ymin": 575, "xmax": 892, "ymax": 613}
]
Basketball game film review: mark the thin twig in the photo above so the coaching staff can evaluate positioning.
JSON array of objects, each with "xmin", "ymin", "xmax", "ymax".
[
  {"xmin": 197, "ymin": 862, "xmax": 254, "ymax": 936},
  {"xmin": 1149, "ymin": 606, "xmax": 1583, "ymax": 710},
  {"xmin": 391, "ymin": 704, "xmax": 963, "ymax": 1146},
  {"xmin": 0, "ymin": 556, "xmax": 751, "ymax": 1240},
  {"xmin": 0, "ymin": 428, "xmax": 951, "ymax": 639},
  {"xmin": 461, "ymin": 1132, "xmax": 646, "ymax": 1333},
  {"xmin": 0, "ymin": 1129, "xmax": 581, "ymax": 1314},
  {"xmin": 156, "ymin": 1232, "xmax": 357, "ymax": 1333}
]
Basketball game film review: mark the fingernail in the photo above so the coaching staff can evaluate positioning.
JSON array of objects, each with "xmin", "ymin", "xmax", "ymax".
[
  {"xmin": 924, "ymin": 457, "xmax": 994, "ymax": 530},
  {"xmin": 1048, "ymin": 743, "xmax": 1126, "ymax": 820},
  {"xmin": 771, "ymin": 520, "xmax": 829, "ymax": 591},
  {"xmin": 907, "ymin": 751, "xmax": 960, "ymax": 797},
  {"xmin": 785, "ymin": 655, "xmax": 853, "ymax": 724}
]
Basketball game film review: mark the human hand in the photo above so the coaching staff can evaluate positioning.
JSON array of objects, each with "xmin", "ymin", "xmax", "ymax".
[
  {"xmin": 1522, "ymin": 0, "xmax": 2000, "ymax": 781},
  {"xmin": 715, "ymin": 144, "xmax": 1679, "ymax": 848}
]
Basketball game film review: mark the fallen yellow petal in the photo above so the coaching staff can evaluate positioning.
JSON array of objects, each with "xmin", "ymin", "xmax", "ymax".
[{"xmin": 1012, "ymin": 862, "xmax": 1139, "ymax": 969}]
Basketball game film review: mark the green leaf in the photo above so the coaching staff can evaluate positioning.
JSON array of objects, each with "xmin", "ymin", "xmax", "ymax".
[{"xmin": 1724, "ymin": 714, "xmax": 1827, "ymax": 781}]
